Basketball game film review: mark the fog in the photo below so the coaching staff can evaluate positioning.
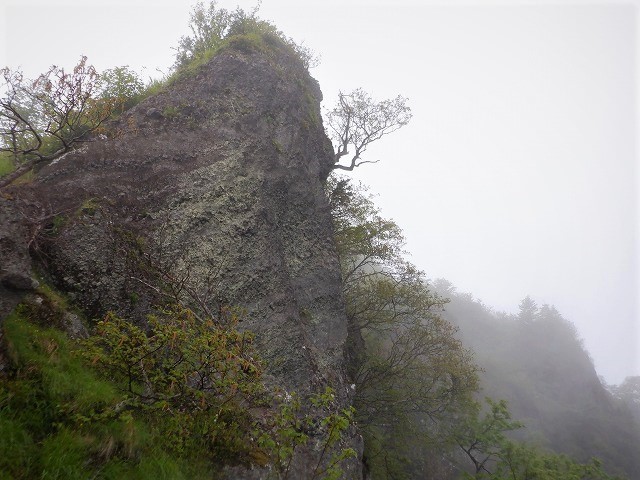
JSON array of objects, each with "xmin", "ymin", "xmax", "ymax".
[{"xmin": 1, "ymin": 0, "xmax": 637, "ymax": 384}]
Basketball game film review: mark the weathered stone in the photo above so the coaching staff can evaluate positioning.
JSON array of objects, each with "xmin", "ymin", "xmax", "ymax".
[
  {"xmin": 6, "ymin": 40, "xmax": 361, "ymax": 477},
  {"xmin": 1, "ymin": 272, "xmax": 39, "ymax": 291},
  {"xmin": 62, "ymin": 311, "xmax": 89, "ymax": 339},
  {"xmin": 0, "ymin": 197, "xmax": 35, "ymax": 320}
]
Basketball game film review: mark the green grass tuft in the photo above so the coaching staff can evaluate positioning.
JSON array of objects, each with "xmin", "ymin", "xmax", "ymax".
[
  {"xmin": 0, "ymin": 154, "xmax": 14, "ymax": 176},
  {"xmin": 0, "ymin": 306, "xmax": 249, "ymax": 479},
  {"xmin": 39, "ymin": 429, "xmax": 88, "ymax": 479}
]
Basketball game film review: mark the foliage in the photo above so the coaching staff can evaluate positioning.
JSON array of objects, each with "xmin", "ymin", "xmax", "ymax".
[
  {"xmin": 327, "ymin": 175, "xmax": 479, "ymax": 478},
  {"xmin": 455, "ymin": 398, "xmax": 621, "ymax": 480},
  {"xmin": 174, "ymin": 1, "xmax": 318, "ymax": 71},
  {"xmin": 609, "ymin": 376, "xmax": 640, "ymax": 423},
  {"xmin": 162, "ymin": 105, "xmax": 180, "ymax": 119},
  {"xmin": 491, "ymin": 444, "xmax": 620, "ymax": 480},
  {"xmin": 0, "ymin": 151, "xmax": 14, "ymax": 176},
  {"xmin": 326, "ymin": 89, "xmax": 411, "ymax": 171},
  {"xmin": 0, "ymin": 309, "xmax": 151, "ymax": 479},
  {"xmin": 0, "ymin": 300, "xmax": 252, "ymax": 477},
  {"xmin": 0, "ymin": 287, "xmax": 356, "ymax": 478},
  {"xmin": 610, "ymin": 376, "xmax": 640, "ymax": 407},
  {"xmin": 328, "ymin": 175, "xmax": 407, "ymax": 287},
  {"xmin": 0, "ymin": 56, "xmax": 117, "ymax": 186},
  {"xmin": 256, "ymin": 387, "xmax": 356, "ymax": 479},
  {"xmin": 82, "ymin": 305, "xmax": 263, "ymax": 462},
  {"xmin": 174, "ymin": 0, "xmax": 235, "ymax": 68},
  {"xmin": 454, "ymin": 398, "xmax": 524, "ymax": 476},
  {"xmin": 256, "ymin": 392, "xmax": 309, "ymax": 476},
  {"xmin": 327, "ymin": 176, "xmax": 627, "ymax": 479},
  {"xmin": 97, "ymin": 66, "xmax": 145, "ymax": 115},
  {"xmin": 434, "ymin": 286, "xmax": 640, "ymax": 479},
  {"xmin": 307, "ymin": 389, "xmax": 357, "ymax": 480},
  {"xmin": 517, "ymin": 295, "xmax": 538, "ymax": 325}
]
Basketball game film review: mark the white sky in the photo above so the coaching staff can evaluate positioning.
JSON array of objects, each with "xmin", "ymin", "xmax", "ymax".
[{"xmin": 1, "ymin": 0, "xmax": 638, "ymax": 384}]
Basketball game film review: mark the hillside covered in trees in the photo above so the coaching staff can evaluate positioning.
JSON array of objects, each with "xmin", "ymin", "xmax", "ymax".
[
  {"xmin": 434, "ymin": 282, "xmax": 640, "ymax": 478},
  {"xmin": 0, "ymin": 3, "xmax": 637, "ymax": 479},
  {"xmin": 328, "ymin": 177, "xmax": 639, "ymax": 479}
]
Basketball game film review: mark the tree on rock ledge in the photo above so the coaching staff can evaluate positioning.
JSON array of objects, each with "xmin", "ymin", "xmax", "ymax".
[
  {"xmin": 0, "ymin": 56, "xmax": 118, "ymax": 188},
  {"xmin": 326, "ymin": 88, "xmax": 412, "ymax": 171}
]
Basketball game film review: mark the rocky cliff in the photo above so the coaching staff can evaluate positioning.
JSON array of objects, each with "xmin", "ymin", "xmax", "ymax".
[{"xmin": 1, "ymin": 38, "xmax": 361, "ymax": 478}]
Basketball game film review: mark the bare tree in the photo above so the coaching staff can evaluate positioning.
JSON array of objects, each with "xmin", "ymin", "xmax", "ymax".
[
  {"xmin": 0, "ymin": 56, "xmax": 115, "ymax": 188},
  {"xmin": 326, "ymin": 89, "xmax": 412, "ymax": 171}
]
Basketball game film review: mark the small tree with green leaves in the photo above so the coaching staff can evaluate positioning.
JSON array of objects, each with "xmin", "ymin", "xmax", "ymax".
[
  {"xmin": 494, "ymin": 443, "xmax": 620, "ymax": 480},
  {"xmin": 83, "ymin": 304, "xmax": 264, "ymax": 462},
  {"xmin": 256, "ymin": 387, "xmax": 356, "ymax": 480},
  {"xmin": 454, "ymin": 398, "xmax": 524, "ymax": 476},
  {"xmin": 174, "ymin": 0, "xmax": 236, "ymax": 68},
  {"xmin": 97, "ymin": 66, "xmax": 145, "ymax": 114},
  {"xmin": 454, "ymin": 398, "xmax": 622, "ymax": 480},
  {"xmin": 327, "ymin": 175, "xmax": 479, "ymax": 478}
]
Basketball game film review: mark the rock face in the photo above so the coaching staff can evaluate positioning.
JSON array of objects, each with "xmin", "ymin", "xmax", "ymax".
[
  {"xmin": 0, "ymin": 197, "xmax": 38, "ymax": 320},
  {"xmin": 5, "ymin": 40, "xmax": 361, "ymax": 477}
]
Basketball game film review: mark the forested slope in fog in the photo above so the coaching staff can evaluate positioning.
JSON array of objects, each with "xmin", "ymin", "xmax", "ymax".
[{"xmin": 434, "ymin": 281, "xmax": 640, "ymax": 478}]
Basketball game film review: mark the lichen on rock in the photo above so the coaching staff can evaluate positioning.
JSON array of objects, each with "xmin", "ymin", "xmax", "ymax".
[{"xmin": 1, "ymin": 37, "xmax": 361, "ymax": 478}]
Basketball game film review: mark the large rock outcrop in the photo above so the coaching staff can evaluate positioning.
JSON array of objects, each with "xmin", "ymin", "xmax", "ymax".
[{"xmin": 4, "ymin": 39, "xmax": 361, "ymax": 478}]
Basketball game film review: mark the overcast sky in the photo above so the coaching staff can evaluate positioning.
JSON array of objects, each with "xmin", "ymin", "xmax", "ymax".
[{"xmin": 1, "ymin": 0, "xmax": 638, "ymax": 384}]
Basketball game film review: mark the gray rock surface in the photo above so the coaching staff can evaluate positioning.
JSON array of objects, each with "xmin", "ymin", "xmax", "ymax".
[
  {"xmin": 0, "ymin": 197, "xmax": 38, "ymax": 321},
  {"xmin": 6, "ymin": 40, "xmax": 361, "ymax": 477}
]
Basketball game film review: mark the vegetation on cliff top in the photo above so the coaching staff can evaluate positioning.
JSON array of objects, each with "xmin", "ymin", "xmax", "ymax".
[
  {"xmin": 0, "ymin": 1, "xmax": 315, "ymax": 188},
  {"xmin": 173, "ymin": 1, "xmax": 318, "ymax": 72},
  {"xmin": 0, "ymin": 0, "xmax": 411, "ymax": 186}
]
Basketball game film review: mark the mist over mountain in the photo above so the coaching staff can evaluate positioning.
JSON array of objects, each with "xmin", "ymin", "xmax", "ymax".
[
  {"xmin": 0, "ymin": 3, "xmax": 637, "ymax": 479},
  {"xmin": 434, "ymin": 280, "xmax": 640, "ymax": 478}
]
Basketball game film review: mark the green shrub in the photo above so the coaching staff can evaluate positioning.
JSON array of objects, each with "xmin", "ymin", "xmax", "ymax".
[
  {"xmin": 0, "ymin": 153, "xmax": 14, "ymax": 176},
  {"xmin": 1, "ymin": 308, "xmax": 219, "ymax": 478},
  {"xmin": 174, "ymin": 1, "xmax": 317, "ymax": 71},
  {"xmin": 0, "ymin": 295, "xmax": 355, "ymax": 478},
  {"xmin": 162, "ymin": 105, "xmax": 180, "ymax": 119},
  {"xmin": 97, "ymin": 66, "xmax": 145, "ymax": 115}
]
